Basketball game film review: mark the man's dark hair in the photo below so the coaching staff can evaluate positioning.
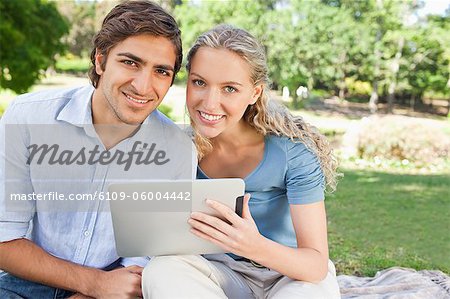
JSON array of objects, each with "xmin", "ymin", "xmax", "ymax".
[{"xmin": 88, "ymin": 0, "xmax": 182, "ymax": 87}]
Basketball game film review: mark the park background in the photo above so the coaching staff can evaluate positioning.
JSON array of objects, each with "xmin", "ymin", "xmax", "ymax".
[{"xmin": 0, "ymin": 0, "xmax": 449, "ymax": 276}]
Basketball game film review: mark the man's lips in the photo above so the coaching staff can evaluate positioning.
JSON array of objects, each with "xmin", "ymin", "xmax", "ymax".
[{"xmin": 123, "ymin": 92, "xmax": 152, "ymax": 104}]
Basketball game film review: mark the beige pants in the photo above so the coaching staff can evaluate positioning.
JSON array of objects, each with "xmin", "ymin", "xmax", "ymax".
[{"xmin": 142, "ymin": 254, "xmax": 341, "ymax": 299}]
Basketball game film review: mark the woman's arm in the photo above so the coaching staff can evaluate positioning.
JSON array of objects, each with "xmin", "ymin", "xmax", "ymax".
[
  {"xmin": 252, "ymin": 201, "xmax": 329, "ymax": 282},
  {"xmin": 189, "ymin": 197, "xmax": 329, "ymax": 282}
]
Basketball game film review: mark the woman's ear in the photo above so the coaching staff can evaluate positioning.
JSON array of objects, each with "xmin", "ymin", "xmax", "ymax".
[
  {"xmin": 250, "ymin": 84, "xmax": 264, "ymax": 105},
  {"xmin": 94, "ymin": 49, "xmax": 104, "ymax": 76}
]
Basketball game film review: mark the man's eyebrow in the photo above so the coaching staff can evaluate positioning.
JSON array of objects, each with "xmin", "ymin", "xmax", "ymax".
[
  {"xmin": 117, "ymin": 52, "xmax": 175, "ymax": 73},
  {"xmin": 190, "ymin": 72, "xmax": 242, "ymax": 86},
  {"xmin": 155, "ymin": 64, "xmax": 175, "ymax": 73},
  {"xmin": 117, "ymin": 52, "xmax": 144, "ymax": 64}
]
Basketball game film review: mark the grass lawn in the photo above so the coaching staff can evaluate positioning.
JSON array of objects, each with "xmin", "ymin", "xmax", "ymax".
[{"xmin": 327, "ymin": 167, "xmax": 450, "ymax": 276}]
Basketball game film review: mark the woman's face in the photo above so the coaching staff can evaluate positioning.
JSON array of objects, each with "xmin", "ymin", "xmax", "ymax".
[{"xmin": 186, "ymin": 47, "xmax": 262, "ymax": 139}]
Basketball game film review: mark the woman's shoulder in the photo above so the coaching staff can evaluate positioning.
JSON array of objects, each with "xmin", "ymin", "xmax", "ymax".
[{"xmin": 267, "ymin": 134, "xmax": 313, "ymax": 158}]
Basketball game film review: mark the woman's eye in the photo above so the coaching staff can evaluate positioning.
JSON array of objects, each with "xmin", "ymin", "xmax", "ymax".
[
  {"xmin": 193, "ymin": 79, "xmax": 205, "ymax": 87},
  {"xmin": 224, "ymin": 86, "xmax": 237, "ymax": 93}
]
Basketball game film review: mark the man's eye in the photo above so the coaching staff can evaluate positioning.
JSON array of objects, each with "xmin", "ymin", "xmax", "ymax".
[
  {"xmin": 224, "ymin": 86, "xmax": 237, "ymax": 93},
  {"xmin": 122, "ymin": 60, "xmax": 137, "ymax": 67},
  {"xmin": 193, "ymin": 79, "xmax": 205, "ymax": 87},
  {"xmin": 156, "ymin": 69, "xmax": 170, "ymax": 76}
]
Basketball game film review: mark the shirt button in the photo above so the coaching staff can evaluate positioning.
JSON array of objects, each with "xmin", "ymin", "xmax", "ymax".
[{"xmin": 83, "ymin": 231, "xmax": 90, "ymax": 237}]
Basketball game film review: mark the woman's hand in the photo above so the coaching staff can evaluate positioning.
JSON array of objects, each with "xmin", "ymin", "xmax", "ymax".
[{"xmin": 188, "ymin": 194, "xmax": 265, "ymax": 259}]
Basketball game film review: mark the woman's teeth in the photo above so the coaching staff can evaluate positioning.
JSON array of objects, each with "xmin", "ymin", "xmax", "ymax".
[
  {"xmin": 200, "ymin": 111, "xmax": 223, "ymax": 121},
  {"xmin": 125, "ymin": 93, "xmax": 150, "ymax": 104}
]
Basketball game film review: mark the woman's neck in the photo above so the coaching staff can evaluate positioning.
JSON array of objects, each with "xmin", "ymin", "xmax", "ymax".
[{"xmin": 210, "ymin": 120, "xmax": 263, "ymax": 151}]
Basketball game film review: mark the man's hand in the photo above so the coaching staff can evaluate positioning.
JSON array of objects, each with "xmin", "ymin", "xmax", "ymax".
[{"xmin": 88, "ymin": 265, "xmax": 143, "ymax": 299}]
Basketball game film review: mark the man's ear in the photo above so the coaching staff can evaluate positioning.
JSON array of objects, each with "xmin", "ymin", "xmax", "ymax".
[
  {"xmin": 250, "ymin": 84, "xmax": 263, "ymax": 105},
  {"xmin": 94, "ymin": 49, "xmax": 104, "ymax": 76}
]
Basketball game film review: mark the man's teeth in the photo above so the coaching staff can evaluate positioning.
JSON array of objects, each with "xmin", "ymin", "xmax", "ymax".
[
  {"xmin": 125, "ymin": 94, "xmax": 150, "ymax": 104},
  {"xmin": 200, "ymin": 111, "xmax": 223, "ymax": 121}
]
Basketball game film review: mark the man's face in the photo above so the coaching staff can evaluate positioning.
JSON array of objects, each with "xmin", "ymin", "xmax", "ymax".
[{"xmin": 92, "ymin": 34, "xmax": 176, "ymax": 125}]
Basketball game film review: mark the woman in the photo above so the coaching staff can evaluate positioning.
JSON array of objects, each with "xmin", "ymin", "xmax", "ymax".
[{"xmin": 142, "ymin": 24, "xmax": 341, "ymax": 299}]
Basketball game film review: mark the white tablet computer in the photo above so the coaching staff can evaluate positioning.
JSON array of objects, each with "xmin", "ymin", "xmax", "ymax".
[{"xmin": 108, "ymin": 179, "xmax": 245, "ymax": 257}]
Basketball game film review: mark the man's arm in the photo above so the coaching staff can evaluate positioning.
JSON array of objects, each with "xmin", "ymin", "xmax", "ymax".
[{"xmin": 0, "ymin": 238, "xmax": 143, "ymax": 298}]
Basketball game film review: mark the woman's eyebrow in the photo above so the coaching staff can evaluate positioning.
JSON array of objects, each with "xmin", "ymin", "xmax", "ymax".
[{"xmin": 190, "ymin": 72, "xmax": 242, "ymax": 86}]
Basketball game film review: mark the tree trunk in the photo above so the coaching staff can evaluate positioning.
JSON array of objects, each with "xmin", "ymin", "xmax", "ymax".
[
  {"xmin": 307, "ymin": 77, "xmax": 314, "ymax": 92},
  {"xmin": 339, "ymin": 87, "xmax": 345, "ymax": 100},
  {"xmin": 410, "ymin": 94, "xmax": 416, "ymax": 111},
  {"xmin": 292, "ymin": 93, "xmax": 299, "ymax": 109},
  {"xmin": 337, "ymin": 51, "xmax": 347, "ymax": 100},
  {"xmin": 369, "ymin": 0, "xmax": 382, "ymax": 114},
  {"xmin": 369, "ymin": 81, "xmax": 379, "ymax": 114},
  {"xmin": 387, "ymin": 36, "xmax": 405, "ymax": 113}
]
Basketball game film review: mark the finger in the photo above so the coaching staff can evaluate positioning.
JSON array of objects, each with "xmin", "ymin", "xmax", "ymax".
[
  {"xmin": 205, "ymin": 199, "xmax": 242, "ymax": 225},
  {"xmin": 126, "ymin": 265, "xmax": 144, "ymax": 275},
  {"xmin": 136, "ymin": 286, "xmax": 143, "ymax": 298},
  {"xmin": 241, "ymin": 194, "xmax": 253, "ymax": 220},
  {"xmin": 188, "ymin": 217, "xmax": 234, "ymax": 243},
  {"xmin": 190, "ymin": 211, "xmax": 236, "ymax": 236},
  {"xmin": 190, "ymin": 228, "xmax": 233, "ymax": 252}
]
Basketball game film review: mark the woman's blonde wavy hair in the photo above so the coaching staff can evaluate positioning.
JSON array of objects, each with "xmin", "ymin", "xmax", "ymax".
[{"xmin": 186, "ymin": 24, "xmax": 339, "ymax": 191}]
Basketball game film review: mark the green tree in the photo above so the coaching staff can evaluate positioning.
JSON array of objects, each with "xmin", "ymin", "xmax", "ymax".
[
  {"xmin": 175, "ymin": 0, "xmax": 270, "ymax": 56},
  {"xmin": 264, "ymin": 0, "xmax": 362, "ymax": 105},
  {"xmin": 0, "ymin": 0, "xmax": 69, "ymax": 93},
  {"xmin": 401, "ymin": 22, "xmax": 450, "ymax": 111},
  {"xmin": 57, "ymin": 1, "xmax": 96, "ymax": 57}
]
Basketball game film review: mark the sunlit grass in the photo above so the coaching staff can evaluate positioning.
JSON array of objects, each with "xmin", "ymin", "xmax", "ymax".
[{"xmin": 327, "ymin": 168, "xmax": 450, "ymax": 276}]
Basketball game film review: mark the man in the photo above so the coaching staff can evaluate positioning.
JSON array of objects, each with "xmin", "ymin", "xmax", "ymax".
[{"xmin": 0, "ymin": 1, "xmax": 195, "ymax": 298}]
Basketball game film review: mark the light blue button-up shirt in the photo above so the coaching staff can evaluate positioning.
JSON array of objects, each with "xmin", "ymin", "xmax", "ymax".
[{"xmin": 0, "ymin": 85, "xmax": 196, "ymax": 268}]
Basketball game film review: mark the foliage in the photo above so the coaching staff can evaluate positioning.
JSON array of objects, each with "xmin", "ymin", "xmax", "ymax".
[
  {"xmin": 173, "ymin": 0, "xmax": 448, "ymax": 110},
  {"xmin": 343, "ymin": 115, "xmax": 450, "ymax": 166},
  {"xmin": 174, "ymin": 0, "xmax": 270, "ymax": 58},
  {"xmin": 0, "ymin": 101, "xmax": 7, "ymax": 116},
  {"xmin": 158, "ymin": 104, "xmax": 174, "ymax": 120},
  {"xmin": 345, "ymin": 78, "xmax": 372, "ymax": 97},
  {"xmin": 57, "ymin": 1, "xmax": 97, "ymax": 57},
  {"xmin": 4, "ymin": 0, "xmax": 448, "ymax": 110},
  {"xmin": 55, "ymin": 55, "xmax": 90, "ymax": 74},
  {"xmin": 0, "ymin": 0, "xmax": 69, "ymax": 93}
]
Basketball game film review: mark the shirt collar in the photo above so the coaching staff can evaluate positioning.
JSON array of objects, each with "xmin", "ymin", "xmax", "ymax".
[
  {"xmin": 56, "ymin": 85, "xmax": 154, "ymax": 127},
  {"xmin": 56, "ymin": 85, "xmax": 95, "ymax": 127}
]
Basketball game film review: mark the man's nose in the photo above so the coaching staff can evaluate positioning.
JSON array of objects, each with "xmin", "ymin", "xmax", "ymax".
[{"xmin": 131, "ymin": 72, "xmax": 154, "ymax": 97}]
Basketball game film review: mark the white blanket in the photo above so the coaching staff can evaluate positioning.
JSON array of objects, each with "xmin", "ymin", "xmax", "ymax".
[{"xmin": 338, "ymin": 267, "xmax": 450, "ymax": 298}]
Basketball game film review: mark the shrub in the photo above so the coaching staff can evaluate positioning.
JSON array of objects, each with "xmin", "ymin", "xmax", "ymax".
[
  {"xmin": 342, "ymin": 115, "xmax": 450, "ymax": 167},
  {"xmin": 345, "ymin": 77, "xmax": 372, "ymax": 97}
]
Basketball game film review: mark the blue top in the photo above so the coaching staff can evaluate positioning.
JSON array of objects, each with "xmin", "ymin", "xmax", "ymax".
[
  {"xmin": 0, "ymin": 85, "xmax": 197, "ymax": 268},
  {"xmin": 197, "ymin": 135, "xmax": 324, "ymax": 248}
]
